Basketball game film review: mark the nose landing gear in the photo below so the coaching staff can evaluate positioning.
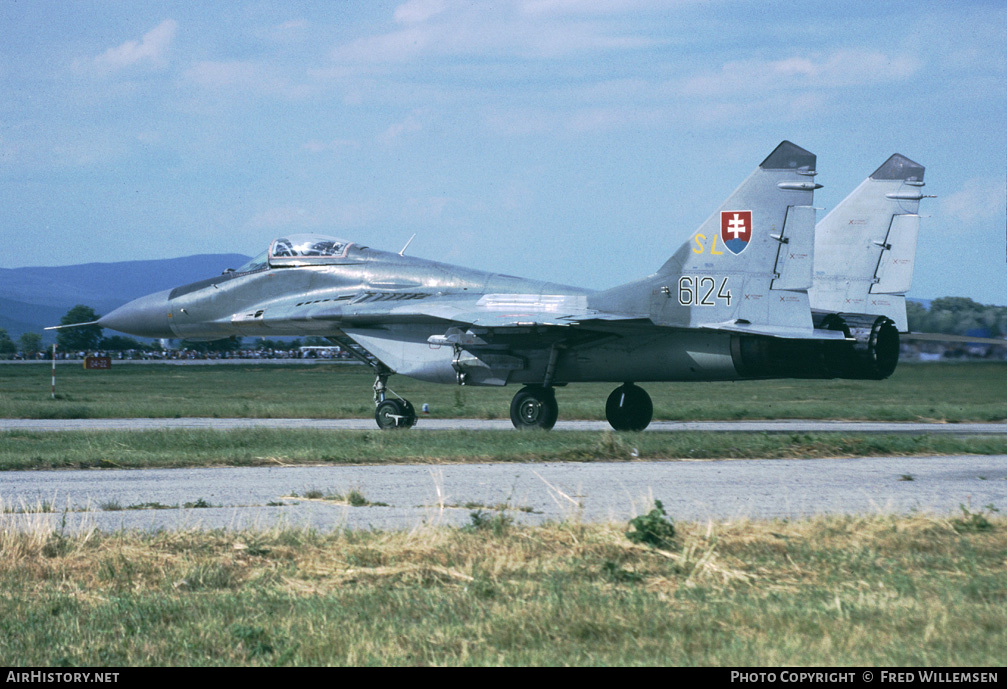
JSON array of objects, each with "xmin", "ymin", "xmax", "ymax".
[
  {"xmin": 373, "ymin": 368, "xmax": 417, "ymax": 430},
  {"xmin": 375, "ymin": 398, "xmax": 417, "ymax": 430}
]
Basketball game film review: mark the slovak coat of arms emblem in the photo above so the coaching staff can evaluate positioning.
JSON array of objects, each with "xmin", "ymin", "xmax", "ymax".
[{"xmin": 720, "ymin": 210, "xmax": 752, "ymax": 255}]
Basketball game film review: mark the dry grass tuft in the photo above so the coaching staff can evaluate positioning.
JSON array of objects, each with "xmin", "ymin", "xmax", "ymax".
[{"xmin": 1, "ymin": 512, "xmax": 1004, "ymax": 665}]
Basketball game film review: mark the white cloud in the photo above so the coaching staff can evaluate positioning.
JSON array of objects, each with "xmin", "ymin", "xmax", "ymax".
[
  {"xmin": 246, "ymin": 203, "xmax": 376, "ymax": 231},
  {"xmin": 394, "ymin": 0, "xmax": 449, "ymax": 24},
  {"xmin": 186, "ymin": 60, "xmax": 259, "ymax": 89},
  {"xmin": 333, "ymin": 2, "xmax": 660, "ymax": 63},
  {"xmin": 402, "ymin": 195, "xmax": 454, "ymax": 221},
  {"xmin": 302, "ymin": 139, "xmax": 360, "ymax": 154},
  {"xmin": 681, "ymin": 49, "xmax": 921, "ymax": 97},
  {"xmin": 184, "ymin": 60, "xmax": 315, "ymax": 99},
  {"xmin": 378, "ymin": 114, "xmax": 424, "ymax": 145},
  {"xmin": 92, "ymin": 19, "xmax": 178, "ymax": 72},
  {"xmin": 939, "ymin": 177, "xmax": 1007, "ymax": 228},
  {"xmin": 257, "ymin": 19, "xmax": 309, "ymax": 43},
  {"xmin": 518, "ymin": 0, "xmax": 669, "ymax": 16}
]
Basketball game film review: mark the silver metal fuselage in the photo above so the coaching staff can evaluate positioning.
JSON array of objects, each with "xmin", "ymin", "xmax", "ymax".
[{"xmin": 100, "ymin": 245, "xmax": 741, "ymax": 387}]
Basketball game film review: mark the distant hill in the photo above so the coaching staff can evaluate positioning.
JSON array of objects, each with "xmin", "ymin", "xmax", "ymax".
[{"xmin": 0, "ymin": 254, "xmax": 250, "ymax": 341}]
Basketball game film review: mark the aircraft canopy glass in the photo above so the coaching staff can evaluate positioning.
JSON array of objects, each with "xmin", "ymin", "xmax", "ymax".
[
  {"xmin": 236, "ymin": 250, "xmax": 269, "ymax": 274},
  {"xmin": 267, "ymin": 234, "xmax": 355, "ymax": 266}
]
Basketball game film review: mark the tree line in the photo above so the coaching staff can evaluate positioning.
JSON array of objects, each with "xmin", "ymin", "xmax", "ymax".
[{"xmin": 905, "ymin": 298, "xmax": 1007, "ymax": 338}]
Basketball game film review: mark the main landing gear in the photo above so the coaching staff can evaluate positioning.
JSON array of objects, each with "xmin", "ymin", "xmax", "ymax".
[
  {"xmin": 373, "ymin": 368, "xmax": 417, "ymax": 430},
  {"xmin": 605, "ymin": 383, "xmax": 653, "ymax": 432},
  {"xmin": 508, "ymin": 383, "xmax": 653, "ymax": 431},
  {"xmin": 510, "ymin": 385, "xmax": 559, "ymax": 431}
]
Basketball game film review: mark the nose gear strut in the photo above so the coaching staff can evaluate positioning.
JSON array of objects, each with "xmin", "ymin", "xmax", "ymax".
[
  {"xmin": 372, "ymin": 364, "xmax": 417, "ymax": 430},
  {"xmin": 325, "ymin": 334, "xmax": 417, "ymax": 430}
]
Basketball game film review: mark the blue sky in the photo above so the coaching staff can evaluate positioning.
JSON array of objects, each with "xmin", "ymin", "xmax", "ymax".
[{"xmin": 2, "ymin": 0, "xmax": 1004, "ymax": 304}]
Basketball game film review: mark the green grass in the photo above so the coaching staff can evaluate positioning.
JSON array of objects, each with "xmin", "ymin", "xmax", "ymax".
[
  {"xmin": 1, "ymin": 362, "xmax": 1004, "ymax": 422},
  {"xmin": 1, "ymin": 513, "xmax": 1004, "ymax": 666},
  {"xmin": 285, "ymin": 487, "xmax": 388, "ymax": 507},
  {"xmin": 1, "ymin": 428, "xmax": 1005, "ymax": 470}
]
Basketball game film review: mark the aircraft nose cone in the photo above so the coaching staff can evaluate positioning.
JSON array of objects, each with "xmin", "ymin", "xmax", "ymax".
[{"xmin": 99, "ymin": 290, "xmax": 174, "ymax": 339}]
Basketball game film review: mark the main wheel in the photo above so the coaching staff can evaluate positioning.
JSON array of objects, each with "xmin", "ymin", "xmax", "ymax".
[
  {"xmin": 605, "ymin": 384, "xmax": 653, "ymax": 431},
  {"xmin": 375, "ymin": 399, "xmax": 417, "ymax": 430},
  {"xmin": 510, "ymin": 386, "xmax": 558, "ymax": 430}
]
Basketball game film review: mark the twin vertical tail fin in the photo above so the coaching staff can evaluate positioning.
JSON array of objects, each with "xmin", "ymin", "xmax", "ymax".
[
  {"xmin": 809, "ymin": 154, "xmax": 929, "ymax": 332},
  {"xmin": 654, "ymin": 141, "xmax": 823, "ymax": 337}
]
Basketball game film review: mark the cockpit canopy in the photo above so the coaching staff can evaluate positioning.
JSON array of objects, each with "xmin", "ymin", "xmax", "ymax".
[
  {"xmin": 236, "ymin": 234, "xmax": 356, "ymax": 273},
  {"xmin": 270, "ymin": 234, "xmax": 352, "ymax": 261}
]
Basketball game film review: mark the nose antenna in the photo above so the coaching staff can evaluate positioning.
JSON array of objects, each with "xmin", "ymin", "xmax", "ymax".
[{"xmin": 44, "ymin": 321, "xmax": 101, "ymax": 331}]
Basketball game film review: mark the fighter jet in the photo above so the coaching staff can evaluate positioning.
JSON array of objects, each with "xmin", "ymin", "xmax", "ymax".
[{"xmin": 67, "ymin": 141, "xmax": 930, "ymax": 431}]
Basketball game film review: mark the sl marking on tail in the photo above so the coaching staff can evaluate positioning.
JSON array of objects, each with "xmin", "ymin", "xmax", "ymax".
[
  {"xmin": 720, "ymin": 210, "xmax": 752, "ymax": 254},
  {"xmin": 691, "ymin": 233, "xmax": 726, "ymax": 255}
]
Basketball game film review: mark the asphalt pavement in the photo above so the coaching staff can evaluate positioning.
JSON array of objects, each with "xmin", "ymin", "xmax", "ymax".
[{"xmin": 3, "ymin": 455, "xmax": 1005, "ymax": 533}]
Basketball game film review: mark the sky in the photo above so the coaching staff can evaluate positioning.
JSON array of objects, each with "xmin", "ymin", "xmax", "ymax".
[{"xmin": 2, "ymin": 0, "xmax": 1005, "ymax": 304}]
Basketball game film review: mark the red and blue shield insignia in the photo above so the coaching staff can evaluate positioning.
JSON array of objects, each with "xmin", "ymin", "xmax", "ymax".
[{"xmin": 720, "ymin": 210, "xmax": 752, "ymax": 255}]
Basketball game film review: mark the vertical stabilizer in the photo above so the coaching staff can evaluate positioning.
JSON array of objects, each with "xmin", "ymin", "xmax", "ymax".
[
  {"xmin": 653, "ymin": 141, "xmax": 822, "ymax": 334},
  {"xmin": 809, "ymin": 154, "xmax": 927, "ymax": 331}
]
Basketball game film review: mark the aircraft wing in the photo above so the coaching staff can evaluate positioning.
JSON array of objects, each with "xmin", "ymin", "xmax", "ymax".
[
  {"xmin": 253, "ymin": 290, "xmax": 861, "ymax": 343},
  {"xmin": 254, "ymin": 292, "xmax": 643, "ymax": 332},
  {"xmin": 411, "ymin": 293, "xmax": 645, "ymax": 329}
]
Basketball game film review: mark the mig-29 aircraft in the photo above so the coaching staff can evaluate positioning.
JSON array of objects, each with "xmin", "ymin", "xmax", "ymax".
[{"xmin": 64, "ymin": 141, "xmax": 933, "ymax": 431}]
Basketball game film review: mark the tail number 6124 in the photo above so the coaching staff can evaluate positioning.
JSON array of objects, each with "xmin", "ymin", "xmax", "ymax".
[{"xmin": 678, "ymin": 276, "xmax": 733, "ymax": 307}]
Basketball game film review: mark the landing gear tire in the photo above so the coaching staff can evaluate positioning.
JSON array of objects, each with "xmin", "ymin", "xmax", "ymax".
[
  {"xmin": 375, "ymin": 399, "xmax": 417, "ymax": 430},
  {"xmin": 510, "ymin": 386, "xmax": 558, "ymax": 431},
  {"xmin": 606, "ymin": 384, "xmax": 653, "ymax": 431}
]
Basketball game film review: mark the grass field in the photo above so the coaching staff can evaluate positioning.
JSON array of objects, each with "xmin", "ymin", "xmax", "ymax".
[
  {"xmin": 1, "ymin": 361, "xmax": 1005, "ymax": 422},
  {"xmin": 2, "ymin": 512, "xmax": 1003, "ymax": 666},
  {"xmin": 2, "ymin": 365, "xmax": 1004, "ymax": 666},
  {"xmin": 2, "ymin": 428, "xmax": 1006, "ymax": 471}
]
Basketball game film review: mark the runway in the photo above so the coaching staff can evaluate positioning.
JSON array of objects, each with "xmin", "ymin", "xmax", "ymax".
[
  {"xmin": 4, "ymin": 417, "xmax": 1007, "ymax": 434},
  {"xmin": 3, "ymin": 455, "xmax": 1005, "ymax": 533},
  {"xmin": 4, "ymin": 416, "xmax": 1004, "ymax": 532}
]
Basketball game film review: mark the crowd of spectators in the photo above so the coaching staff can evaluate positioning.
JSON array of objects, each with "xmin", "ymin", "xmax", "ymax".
[{"xmin": 9, "ymin": 346, "xmax": 354, "ymax": 361}]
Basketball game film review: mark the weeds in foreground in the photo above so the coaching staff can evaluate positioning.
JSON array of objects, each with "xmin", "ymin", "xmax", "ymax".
[
  {"xmin": 0, "ymin": 511, "xmax": 1004, "ymax": 665},
  {"xmin": 462, "ymin": 509, "xmax": 514, "ymax": 535},
  {"xmin": 953, "ymin": 502, "xmax": 999, "ymax": 532},
  {"xmin": 625, "ymin": 499, "xmax": 676, "ymax": 549},
  {"xmin": 286, "ymin": 486, "xmax": 388, "ymax": 507}
]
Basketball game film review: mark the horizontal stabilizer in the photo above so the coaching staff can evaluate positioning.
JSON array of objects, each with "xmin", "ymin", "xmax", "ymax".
[{"xmin": 700, "ymin": 321, "xmax": 849, "ymax": 340}]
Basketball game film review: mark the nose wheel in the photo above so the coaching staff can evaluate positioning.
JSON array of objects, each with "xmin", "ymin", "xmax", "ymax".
[
  {"xmin": 605, "ymin": 383, "xmax": 653, "ymax": 431},
  {"xmin": 510, "ymin": 386, "xmax": 559, "ymax": 430},
  {"xmin": 375, "ymin": 398, "xmax": 417, "ymax": 430},
  {"xmin": 373, "ymin": 368, "xmax": 417, "ymax": 430}
]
